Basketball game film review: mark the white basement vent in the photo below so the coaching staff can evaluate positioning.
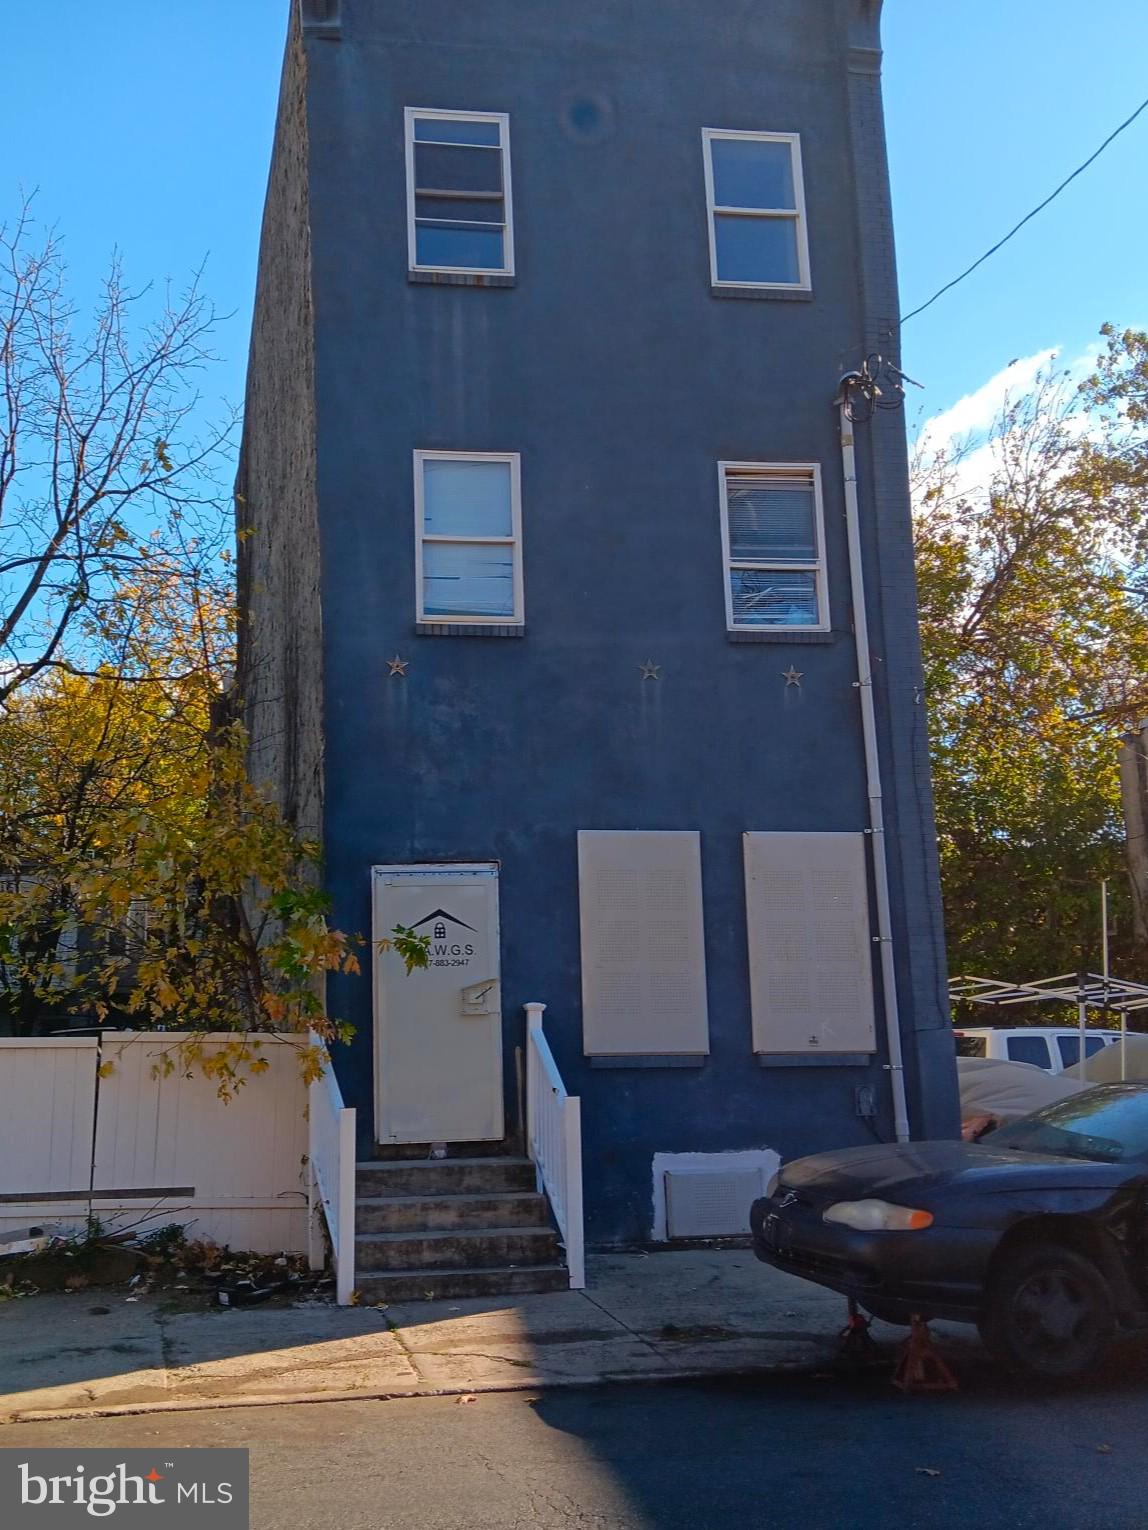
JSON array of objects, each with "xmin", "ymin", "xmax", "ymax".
[{"xmin": 664, "ymin": 1165, "xmax": 767, "ymax": 1239}]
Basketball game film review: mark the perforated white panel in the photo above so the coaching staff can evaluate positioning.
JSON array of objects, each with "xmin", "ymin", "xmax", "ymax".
[
  {"xmin": 664, "ymin": 1166, "xmax": 765, "ymax": 1238},
  {"xmin": 743, "ymin": 831, "xmax": 876, "ymax": 1055},
  {"xmin": 578, "ymin": 831, "xmax": 709, "ymax": 1056}
]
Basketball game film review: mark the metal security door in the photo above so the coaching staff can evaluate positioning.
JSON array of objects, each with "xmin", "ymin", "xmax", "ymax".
[{"xmin": 372, "ymin": 864, "xmax": 503, "ymax": 1145}]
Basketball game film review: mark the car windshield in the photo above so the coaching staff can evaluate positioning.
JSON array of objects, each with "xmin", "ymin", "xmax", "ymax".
[{"xmin": 989, "ymin": 1085, "xmax": 1148, "ymax": 1164}]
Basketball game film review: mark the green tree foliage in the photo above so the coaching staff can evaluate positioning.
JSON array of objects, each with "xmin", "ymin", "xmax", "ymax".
[{"xmin": 914, "ymin": 332, "xmax": 1148, "ymax": 985}]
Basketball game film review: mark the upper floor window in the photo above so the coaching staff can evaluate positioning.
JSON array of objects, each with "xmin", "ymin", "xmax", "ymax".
[
  {"xmin": 718, "ymin": 463, "xmax": 828, "ymax": 631},
  {"xmin": 702, "ymin": 130, "xmax": 810, "ymax": 291},
  {"xmin": 405, "ymin": 109, "xmax": 514, "ymax": 276},
  {"xmin": 414, "ymin": 451, "xmax": 524, "ymax": 624}
]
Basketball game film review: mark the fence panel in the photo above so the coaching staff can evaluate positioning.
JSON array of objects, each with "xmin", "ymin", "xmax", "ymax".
[
  {"xmin": 0, "ymin": 1034, "xmax": 308, "ymax": 1253},
  {"xmin": 0, "ymin": 1038, "xmax": 98, "ymax": 1198}
]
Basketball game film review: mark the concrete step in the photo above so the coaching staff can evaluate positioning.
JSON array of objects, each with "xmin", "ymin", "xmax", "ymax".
[
  {"xmin": 356, "ymin": 1190, "xmax": 552, "ymax": 1234},
  {"xmin": 355, "ymin": 1225, "xmax": 561, "ymax": 1273},
  {"xmin": 356, "ymin": 1157, "xmax": 537, "ymax": 1198},
  {"xmin": 356, "ymin": 1264, "xmax": 571, "ymax": 1303},
  {"xmin": 366, "ymin": 1140, "xmax": 512, "ymax": 1162}
]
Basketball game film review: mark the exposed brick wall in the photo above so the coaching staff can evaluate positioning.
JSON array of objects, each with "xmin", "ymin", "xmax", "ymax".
[
  {"xmin": 235, "ymin": 3, "xmax": 323, "ymax": 840},
  {"xmin": 843, "ymin": 0, "xmax": 959, "ymax": 1137}
]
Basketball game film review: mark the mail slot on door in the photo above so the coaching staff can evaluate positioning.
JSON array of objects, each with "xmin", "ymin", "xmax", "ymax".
[{"xmin": 460, "ymin": 980, "xmax": 499, "ymax": 1016}]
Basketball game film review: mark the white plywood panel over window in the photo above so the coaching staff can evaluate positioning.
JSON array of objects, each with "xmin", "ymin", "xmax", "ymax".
[
  {"xmin": 578, "ymin": 831, "xmax": 709, "ymax": 1056},
  {"xmin": 743, "ymin": 831, "xmax": 876, "ymax": 1055}
]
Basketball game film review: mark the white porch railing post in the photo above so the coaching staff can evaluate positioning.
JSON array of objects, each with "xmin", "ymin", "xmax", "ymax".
[
  {"xmin": 336, "ymin": 1103, "xmax": 356, "ymax": 1306},
  {"xmin": 563, "ymin": 1094, "xmax": 585, "ymax": 1289},
  {"xmin": 525, "ymin": 1001, "xmax": 545, "ymax": 1191}
]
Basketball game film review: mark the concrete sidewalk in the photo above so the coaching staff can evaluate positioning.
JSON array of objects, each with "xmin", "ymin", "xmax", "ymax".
[{"xmin": 0, "ymin": 1250, "xmax": 982, "ymax": 1422}]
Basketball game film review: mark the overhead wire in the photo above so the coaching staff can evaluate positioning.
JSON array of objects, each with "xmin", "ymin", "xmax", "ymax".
[{"xmin": 900, "ymin": 93, "xmax": 1148, "ymax": 327}]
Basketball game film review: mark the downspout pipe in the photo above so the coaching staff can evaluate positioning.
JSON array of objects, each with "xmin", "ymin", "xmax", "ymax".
[{"xmin": 835, "ymin": 373, "xmax": 911, "ymax": 1143}]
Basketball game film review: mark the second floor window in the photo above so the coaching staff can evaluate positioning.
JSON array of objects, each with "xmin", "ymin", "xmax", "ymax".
[
  {"xmin": 405, "ymin": 109, "xmax": 514, "ymax": 275},
  {"xmin": 702, "ymin": 129, "xmax": 810, "ymax": 291},
  {"xmin": 718, "ymin": 463, "xmax": 828, "ymax": 631},
  {"xmin": 414, "ymin": 451, "xmax": 524, "ymax": 624}
]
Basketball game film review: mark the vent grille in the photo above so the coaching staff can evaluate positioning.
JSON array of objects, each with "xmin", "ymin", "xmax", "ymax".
[{"xmin": 664, "ymin": 1166, "xmax": 766, "ymax": 1238}]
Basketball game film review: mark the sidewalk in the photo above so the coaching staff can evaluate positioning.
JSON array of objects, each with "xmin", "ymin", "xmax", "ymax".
[{"xmin": 0, "ymin": 1250, "xmax": 982, "ymax": 1422}]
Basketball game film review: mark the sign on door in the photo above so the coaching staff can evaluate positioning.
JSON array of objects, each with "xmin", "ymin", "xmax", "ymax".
[{"xmin": 372, "ymin": 864, "xmax": 504, "ymax": 1145}]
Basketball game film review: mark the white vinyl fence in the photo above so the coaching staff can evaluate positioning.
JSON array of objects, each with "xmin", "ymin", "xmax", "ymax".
[{"xmin": 0, "ymin": 1033, "xmax": 310, "ymax": 1254}]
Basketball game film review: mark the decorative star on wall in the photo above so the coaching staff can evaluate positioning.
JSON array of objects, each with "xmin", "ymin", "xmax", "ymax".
[
  {"xmin": 639, "ymin": 660, "xmax": 661, "ymax": 680},
  {"xmin": 386, "ymin": 655, "xmax": 409, "ymax": 677},
  {"xmin": 782, "ymin": 666, "xmax": 803, "ymax": 687}
]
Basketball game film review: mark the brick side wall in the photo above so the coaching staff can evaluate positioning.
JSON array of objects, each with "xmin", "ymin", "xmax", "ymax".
[
  {"xmin": 843, "ymin": 1, "xmax": 959, "ymax": 1137},
  {"xmin": 235, "ymin": 2, "xmax": 324, "ymax": 838}
]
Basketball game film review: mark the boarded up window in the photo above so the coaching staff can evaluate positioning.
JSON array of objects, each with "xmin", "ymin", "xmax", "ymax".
[
  {"xmin": 578, "ymin": 831, "xmax": 709, "ymax": 1056},
  {"xmin": 743, "ymin": 831, "xmax": 876, "ymax": 1055}
]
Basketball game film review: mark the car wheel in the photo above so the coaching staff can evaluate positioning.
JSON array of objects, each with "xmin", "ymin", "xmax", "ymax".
[{"xmin": 979, "ymin": 1243, "xmax": 1114, "ymax": 1381}]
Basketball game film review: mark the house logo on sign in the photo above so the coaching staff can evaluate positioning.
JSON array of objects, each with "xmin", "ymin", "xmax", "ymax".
[{"xmin": 411, "ymin": 909, "xmax": 478, "ymax": 968}]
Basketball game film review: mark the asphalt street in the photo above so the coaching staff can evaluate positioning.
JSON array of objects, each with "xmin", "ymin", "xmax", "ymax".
[{"xmin": 4, "ymin": 1351, "xmax": 1148, "ymax": 1530}]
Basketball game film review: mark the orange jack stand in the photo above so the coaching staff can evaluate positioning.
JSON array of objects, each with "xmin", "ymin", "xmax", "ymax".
[
  {"xmin": 892, "ymin": 1314, "xmax": 959, "ymax": 1393},
  {"xmin": 838, "ymin": 1299, "xmax": 881, "ymax": 1365}
]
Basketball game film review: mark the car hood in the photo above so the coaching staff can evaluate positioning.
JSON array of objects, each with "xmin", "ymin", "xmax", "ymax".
[{"xmin": 777, "ymin": 1139, "xmax": 1127, "ymax": 1203}]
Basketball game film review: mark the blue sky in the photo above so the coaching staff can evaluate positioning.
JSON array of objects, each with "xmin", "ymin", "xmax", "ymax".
[{"xmin": 3, "ymin": 0, "xmax": 1145, "ymax": 460}]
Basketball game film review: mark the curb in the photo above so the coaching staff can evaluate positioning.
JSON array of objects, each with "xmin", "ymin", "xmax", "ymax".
[{"xmin": 0, "ymin": 1354, "xmax": 852, "ymax": 1426}]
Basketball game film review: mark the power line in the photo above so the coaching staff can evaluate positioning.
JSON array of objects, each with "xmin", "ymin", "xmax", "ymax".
[{"xmin": 900, "ymin": 93, "xmax": 1148, "ymax": 327}]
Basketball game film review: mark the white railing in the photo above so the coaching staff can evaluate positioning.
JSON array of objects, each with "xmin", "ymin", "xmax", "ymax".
[
  {"xmin": 307, "ymin": 1041, "xmax": 356, "ymax": 1305},
  {"xmin": 525, "ymin": 1002, "xmax": 585, "ymax": 1289}
]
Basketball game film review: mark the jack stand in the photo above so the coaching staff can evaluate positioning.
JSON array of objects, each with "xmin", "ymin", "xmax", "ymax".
[
  {"xmin": 892, "ymin": 1313, "xmax": 959, "ymax": 1393},
  {"xmin": 838, "ymin": 1299, "xmax": 881, "ymax": 1365}
]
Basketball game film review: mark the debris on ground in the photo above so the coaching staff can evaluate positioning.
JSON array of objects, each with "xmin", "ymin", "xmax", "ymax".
[
  {"xmin": 0, "ymin": 1218, "xmax": 331, "ymax": 1308},
  {"xmin": 0, "ymin": 1227, "xmax": 51, "ymax": 1258}
]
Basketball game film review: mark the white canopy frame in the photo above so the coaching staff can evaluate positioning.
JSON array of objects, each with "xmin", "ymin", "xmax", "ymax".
[{"xmin": 950, "ymin": 972, "xmax": 1148, "ymax": 1081}]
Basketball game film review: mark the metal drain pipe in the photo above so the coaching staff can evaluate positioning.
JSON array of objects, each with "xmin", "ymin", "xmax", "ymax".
[{"xmin": 836, "ymin": 374, "xmax": 911, "ymax": 1143}]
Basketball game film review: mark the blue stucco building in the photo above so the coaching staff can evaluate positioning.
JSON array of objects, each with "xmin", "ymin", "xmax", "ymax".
[{"xmin": 238, "ymin": 0, "xmax": 959, "ymax": 1280}]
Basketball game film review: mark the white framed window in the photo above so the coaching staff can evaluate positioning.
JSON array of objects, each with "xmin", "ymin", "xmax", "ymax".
[
  {"xmin": 702, "ymin": 129, "xmax": 810, "ymax": 290},
  {"xmin": 405, "ymin": 108, "xmax": 514, "ymax": 276},
  {"xmin": 718, "ymin": 462, "xmax": 829, "ymax": 631},
  {"xmin": 414, "ymin": 451, "xmax": 524, "ymax": 624}
]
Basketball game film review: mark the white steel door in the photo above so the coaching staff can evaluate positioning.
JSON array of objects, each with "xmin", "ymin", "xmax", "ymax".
[{"xmin": 372, "ymin": 864, "xmax": 504, "ymax": 1145}]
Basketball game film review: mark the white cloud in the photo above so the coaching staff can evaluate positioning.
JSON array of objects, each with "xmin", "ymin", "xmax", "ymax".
[
  {"xmin": 914, "ymin": 348, "xmax": 1058, "ymax": 466},
  {"xmin": 910, "ymin": 344, "xmax": 1108, "ymax": 509}
]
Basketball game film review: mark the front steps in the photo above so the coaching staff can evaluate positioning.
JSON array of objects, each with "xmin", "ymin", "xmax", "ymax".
[{"xmin": 354, "ymin": 1155, "xmax": 570, "ymax": 1302}]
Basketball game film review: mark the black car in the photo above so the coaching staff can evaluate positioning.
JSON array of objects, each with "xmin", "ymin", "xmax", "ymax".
[{"xmin": 750, "ymin": 1083, "xmax": 1148, "ymax": 1379}]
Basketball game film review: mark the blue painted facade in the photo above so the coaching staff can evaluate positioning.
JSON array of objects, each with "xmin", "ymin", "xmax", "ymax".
[{"xmin": 246, "ymin": 0, "xmax": 959, "ymax": 1245}]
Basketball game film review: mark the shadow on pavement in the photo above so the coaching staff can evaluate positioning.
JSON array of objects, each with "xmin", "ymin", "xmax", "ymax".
[{"xmin": 525, "ymin": 1335, "xmax": 1148, "ymax": 1530}]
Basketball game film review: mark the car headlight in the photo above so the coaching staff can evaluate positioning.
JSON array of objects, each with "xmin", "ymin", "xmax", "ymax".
[
  {"xmin": 766, "ymin": 1169, "xmax": 782, "ymax": 1197},
  {"xmin": 822, "ymin": 1199, "xmax": 933, "ymax": 1231}
]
